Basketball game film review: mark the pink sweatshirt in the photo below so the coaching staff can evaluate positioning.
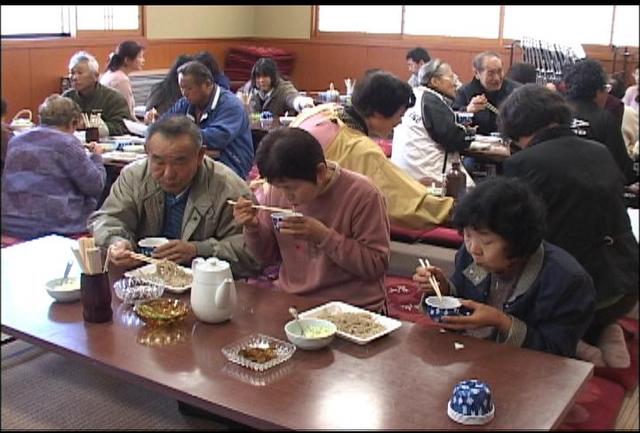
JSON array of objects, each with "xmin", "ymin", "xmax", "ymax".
[{"xmin": 244, "ymin": 163, "xmax": 390, "ymax": 311}]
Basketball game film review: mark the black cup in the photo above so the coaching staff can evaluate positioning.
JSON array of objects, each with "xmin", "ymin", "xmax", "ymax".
[
  {"xmin": 80, "ymin": 272, "xmax": 113, "ymax": 323},
  {"xmin": 85, "ymin": 127, "xmax": 100, "ymax": 143}
]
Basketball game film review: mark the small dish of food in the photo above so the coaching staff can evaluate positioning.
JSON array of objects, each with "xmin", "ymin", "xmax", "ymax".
[
  {"xmin": 134, "ymin": 298, "xmax": 189, "ymax": 327},
  {"xmin": 284, "ymin": 318, "xmax": 337, "ymax": 350},
  {"xmin": 113, "ymin": 277, "xmax": 164, "ymax": 305},
  {"xmin": 221, "ymin": 334, "xmax": 296, "ymax": 372},
  {"xmin": 45, "ymin": 277, "xmax": 81, "ymax": 303}
]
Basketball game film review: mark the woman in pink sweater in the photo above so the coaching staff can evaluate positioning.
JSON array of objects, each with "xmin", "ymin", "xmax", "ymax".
[
  {"xmin": 233, "ymin": 127, "xmax": 390, "ymax": 312},
  {"xmin": 100, "ymin": 40, "xmax": 145, "ymax": 119}
]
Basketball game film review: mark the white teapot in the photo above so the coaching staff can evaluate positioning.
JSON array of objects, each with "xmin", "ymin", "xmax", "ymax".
[{"xmin": 190, "ymin": 257, "xmax": 237, "ymax": 324}]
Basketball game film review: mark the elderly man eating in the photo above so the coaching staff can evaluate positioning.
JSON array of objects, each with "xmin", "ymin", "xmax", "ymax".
[
  {"xmin": 62, "ymin": 50, "xmax": 133, "ymax": 137},
  {"xmin": 89, "ymin": 115, "xmax": 260, "ymax": 278}
]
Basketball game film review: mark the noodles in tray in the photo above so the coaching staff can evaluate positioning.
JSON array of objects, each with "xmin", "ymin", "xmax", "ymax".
[
  {"xmin": 316, "ymin": 311, "xmax": 385, "ymax": 339},
  {"xmin": 145, "ymin": 260, "xmax": 192, "ymax": 287}
]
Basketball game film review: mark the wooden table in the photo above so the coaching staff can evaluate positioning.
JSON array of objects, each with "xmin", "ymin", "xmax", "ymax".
[{"xmin": 1, "ymin": 235, "xmax": 593, "ymax": 430}]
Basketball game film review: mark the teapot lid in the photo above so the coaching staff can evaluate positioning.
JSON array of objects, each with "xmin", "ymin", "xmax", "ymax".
[{"xmin": 194, "ymin": 257, "xmax": 230, "ymax": 272}]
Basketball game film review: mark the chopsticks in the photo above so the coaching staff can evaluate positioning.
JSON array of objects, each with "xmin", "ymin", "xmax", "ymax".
[
  {"xmin": 126, "ymin": 251, "xmax": 162, "ymax": 265},
  {"xmin": 226, "ymin": 199, "xmax": 295, "ymax": 214},
  {"xmin": 418, "ymin": 257, "xmax": 443, "ymax": 301},
  {"xmin": 486, "ymin": 102, "xmax": 499, "ymax": 115},
  {"xmin": 72, "ymin": 236, "xmax": 108, "ymax": 275},
  {"xmin": 82, "ymin": 112, "xmax": 102, "ymax": 128}
]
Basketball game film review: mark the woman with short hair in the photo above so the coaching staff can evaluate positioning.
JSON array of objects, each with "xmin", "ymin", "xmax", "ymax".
[
  {"xmin": 414, "ymin": 177, "xmax": 595, "ymax": 358},
  {"xmin": 392, "ymin": 58, "xmax": 474, "ymax": 186},
  {"xmin": 1, "ymin": 95, "xmax": 106, "ymax": 239}
]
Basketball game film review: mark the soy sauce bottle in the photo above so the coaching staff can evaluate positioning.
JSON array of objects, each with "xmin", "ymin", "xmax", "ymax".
[{"xmin": 444, "ymin": 158, "xmax": 467, "ymax": 200}]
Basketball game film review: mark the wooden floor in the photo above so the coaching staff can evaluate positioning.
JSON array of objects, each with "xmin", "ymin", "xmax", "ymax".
[{"xmin": 615, "ymin": 385, "xmax": 639, "ymax": 430}]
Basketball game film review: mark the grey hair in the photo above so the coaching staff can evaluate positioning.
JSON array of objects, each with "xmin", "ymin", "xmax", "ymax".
[
  {"xmin": 38, "ymin": 94, "xmax": 82, "ymax": 127},
  {"xmin": 146, "ymin": 115, "xmax": 203, "ymax": 151},
  {"xmin": 472, "ymin": 51, "xmax": 501, "ymax": 72},
  {"xmin": 418, "ymin": 59, "xmax": 449, "ymax": 87},
  {"xmin": 69, "ymin": 51, "xmax": 100, "ymax": 74}
]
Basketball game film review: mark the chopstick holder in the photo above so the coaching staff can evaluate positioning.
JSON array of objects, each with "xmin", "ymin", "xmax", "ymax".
[{"xmin": 419, "ymin": 258, "xmax": 443, "ymax": 301}]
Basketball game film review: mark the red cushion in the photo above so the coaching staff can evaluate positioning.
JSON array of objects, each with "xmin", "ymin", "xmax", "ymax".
[
  {"xmin": 593, "ymin": 327, "xmax": 639, "ymax": 391},
  {"xmin": 1, "ymin": 234, "xmax": 25, "ymax": 248},
  {"xmin": 558, "ymin": 375, "xmax": 625, "ymax": 430},
  {"xmin": 390, "ymin": 224, "xmax": 463, "ymax": 248}
]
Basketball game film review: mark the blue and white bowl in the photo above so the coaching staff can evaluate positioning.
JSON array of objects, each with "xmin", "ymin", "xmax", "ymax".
[
  {"xmin": 447, "ymin": 379, "xmax": 495, "ymax": 425},
  {"xmin": 424, "ymin": 295, "xmax": 461, "ymax": 323},
  {"xmin": 137, "ymin": 237, "xmax": 169, "ymax": 256},
  {"xmin": 271, "ymin": 212, "xmax": 303, "ymax": 231}
]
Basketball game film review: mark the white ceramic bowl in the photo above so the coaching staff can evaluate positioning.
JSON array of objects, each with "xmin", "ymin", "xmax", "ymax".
[
  {"xmin": 138, "ymin": 237, "xmax": 169, "ymax": 256},
  {"xmin": 284, "ymin": 318, "xmax": 337, "ymax": 350},
  {"xmin": 45, "ymin": 277, "xmax": 81, "ymax": 303}
]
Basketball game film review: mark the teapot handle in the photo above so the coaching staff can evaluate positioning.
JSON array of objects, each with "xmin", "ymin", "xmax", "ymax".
[{"xmin": 191, "ymin": 257, "xmax": 204, "ymax": 273}]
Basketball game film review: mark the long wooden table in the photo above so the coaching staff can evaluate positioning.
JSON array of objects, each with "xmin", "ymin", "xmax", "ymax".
[{"xmin": 1, "ymin": 235, "xmax": 593, "ymax": 430}]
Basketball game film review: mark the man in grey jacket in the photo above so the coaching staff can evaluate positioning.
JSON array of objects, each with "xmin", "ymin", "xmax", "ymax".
[{"xmin": 89, "ymin": 115, "xmax": 261, "ymax": 278}]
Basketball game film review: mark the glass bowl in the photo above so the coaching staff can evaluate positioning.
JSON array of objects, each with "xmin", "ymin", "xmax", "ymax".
[
  {"xmin": 113, "ymin": 277, "xmax": 164, "ymax": 305},
  {"xmin": 221, "ymin": 334, "xmax": 296, "ymax": 372},
  {"xmin": 133, "ymin": 298, "xmax": 189, "ymax": 327}
]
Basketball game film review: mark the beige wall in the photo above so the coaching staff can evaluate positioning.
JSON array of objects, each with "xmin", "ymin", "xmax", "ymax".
[
  {"xmin": 145, "ymin": 6, "xmax": 255, "ymax": 39},
  {"xmin": 145, "ymin": 5, "xmax": 312, "ymax": 40},
  {"xmin": 254, "ymin": 6, "xmax": 311, "ymax": 39}
]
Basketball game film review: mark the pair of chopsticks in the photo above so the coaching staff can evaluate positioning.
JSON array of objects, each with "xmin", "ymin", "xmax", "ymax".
[
  {"xmin": 485, "ymin": 102, "xmax": 499, "ymax": 115},
  {"xmin": 71, "ymin": 237, "xmax": 110, "ymax": 275},
  {"xmin": 418, "ymin": 257, "xmax": 443, "ymax": 301},
  {"xmin": 127, "ymin": 251, "xmax": 162, "ymax": 265},
  {"xmin": 226, "ymin": 199, "xmax": 295, "ymax": 214},
  {"xmin": 82, "ymin": 112, "xmax": 102, "ymax": 128}
]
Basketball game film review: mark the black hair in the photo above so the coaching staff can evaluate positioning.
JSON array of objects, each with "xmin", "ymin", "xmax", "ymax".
[
  {"xmin": 608, "ymin": 72, "xmax": 626, "ymax": 99},
  {"xmin": 351, "ymin": 71, "xmax": 415, "ymax": 118},
  {"xmin": 194, "ymin": 51, "xmax": 222, "ymax": 77},
  {"xmin": 256, "ymin": 127, "xmax": 326, "ymax": 184},
  {"xmin": 406, "ymin": 47, "xmax": 431, "ymax": 63},
  {"xmin": 498, "ymin": 83, "xmax": 572, "ymax": 142},
  {"xmin": 506, "ymin": 62, "xmax": 537, "ymax": 84},
  {"xmin": 146, "ymin": 115, "xmax": 203, "ymax": 151},
  {"xmin": 562, "ymin": 58, "xmax": 607, "ymax": 101},
  {"xmin": 105, "ymin": 40, "xmax": 144, "ymax": 72},
  {"xmin": 452, "ymin": 177, "xmax": 546, "ymax": 259},
  {"xmin": 251, "ymin": 57, "xmax": 280, "ymax": 89},
  {"xmin": 177, "ymin": 60, "xmax": 214, "ymax": 86},
  {"xmin": 145, "ymin": 54, "xmax": 193, "ymax": 113}
]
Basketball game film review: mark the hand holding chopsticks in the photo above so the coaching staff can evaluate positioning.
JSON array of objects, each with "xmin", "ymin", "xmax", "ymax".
[
  {"xmin": 226, "ymin": 199, "xmax": 295, "ymax": 214},
  {"xmin": 418, "ymin": 257, "xmax": 443, "ymax": 301}
]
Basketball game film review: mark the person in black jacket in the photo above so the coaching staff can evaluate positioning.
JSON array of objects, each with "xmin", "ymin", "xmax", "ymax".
[
  {"xmin": 562, "ymin": 58, "xmax": 636, "ymax": 185},
  {"xmin": 453, "ymin": 51, "xmax": 521, "ymax": 136},
  {"xmin": 499, "ymin": 84, "xmax": 638, "ymax": 368}
]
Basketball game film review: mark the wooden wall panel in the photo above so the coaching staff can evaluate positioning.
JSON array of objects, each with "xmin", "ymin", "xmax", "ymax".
[
  {"xmin": 2, "ymin": 36, "xmax": 636, "ymax": 119},
  {"xmin": 1, "ymin": 50, "xmax": 31, "ymax": 119}
]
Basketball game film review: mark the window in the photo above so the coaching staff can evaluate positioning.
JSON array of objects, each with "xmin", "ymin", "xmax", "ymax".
[
  {"xmin": 503, "ymin": 6, "xmax": 613, "ymax": 45},
  {"xmin": 1, "ymin": 5, "xmax": 73, "ymax": 37},
  {"xmin": 1, "ymin": 5, "xmax": 141, "ymax": 38},
  {"xmin": 316, "ymin": 5, "xmax": 635, "ymax": 47},
  {"xmin": 612, "ymin": 5, "xmax": 640, "ymax": 47},
  {"xmin": 404, "ymin": 6, "xmax": 500, "ymax": 39},
  {"xmin": 317, "ymin": 6, "xmax": 402, "ymax": 34}
]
